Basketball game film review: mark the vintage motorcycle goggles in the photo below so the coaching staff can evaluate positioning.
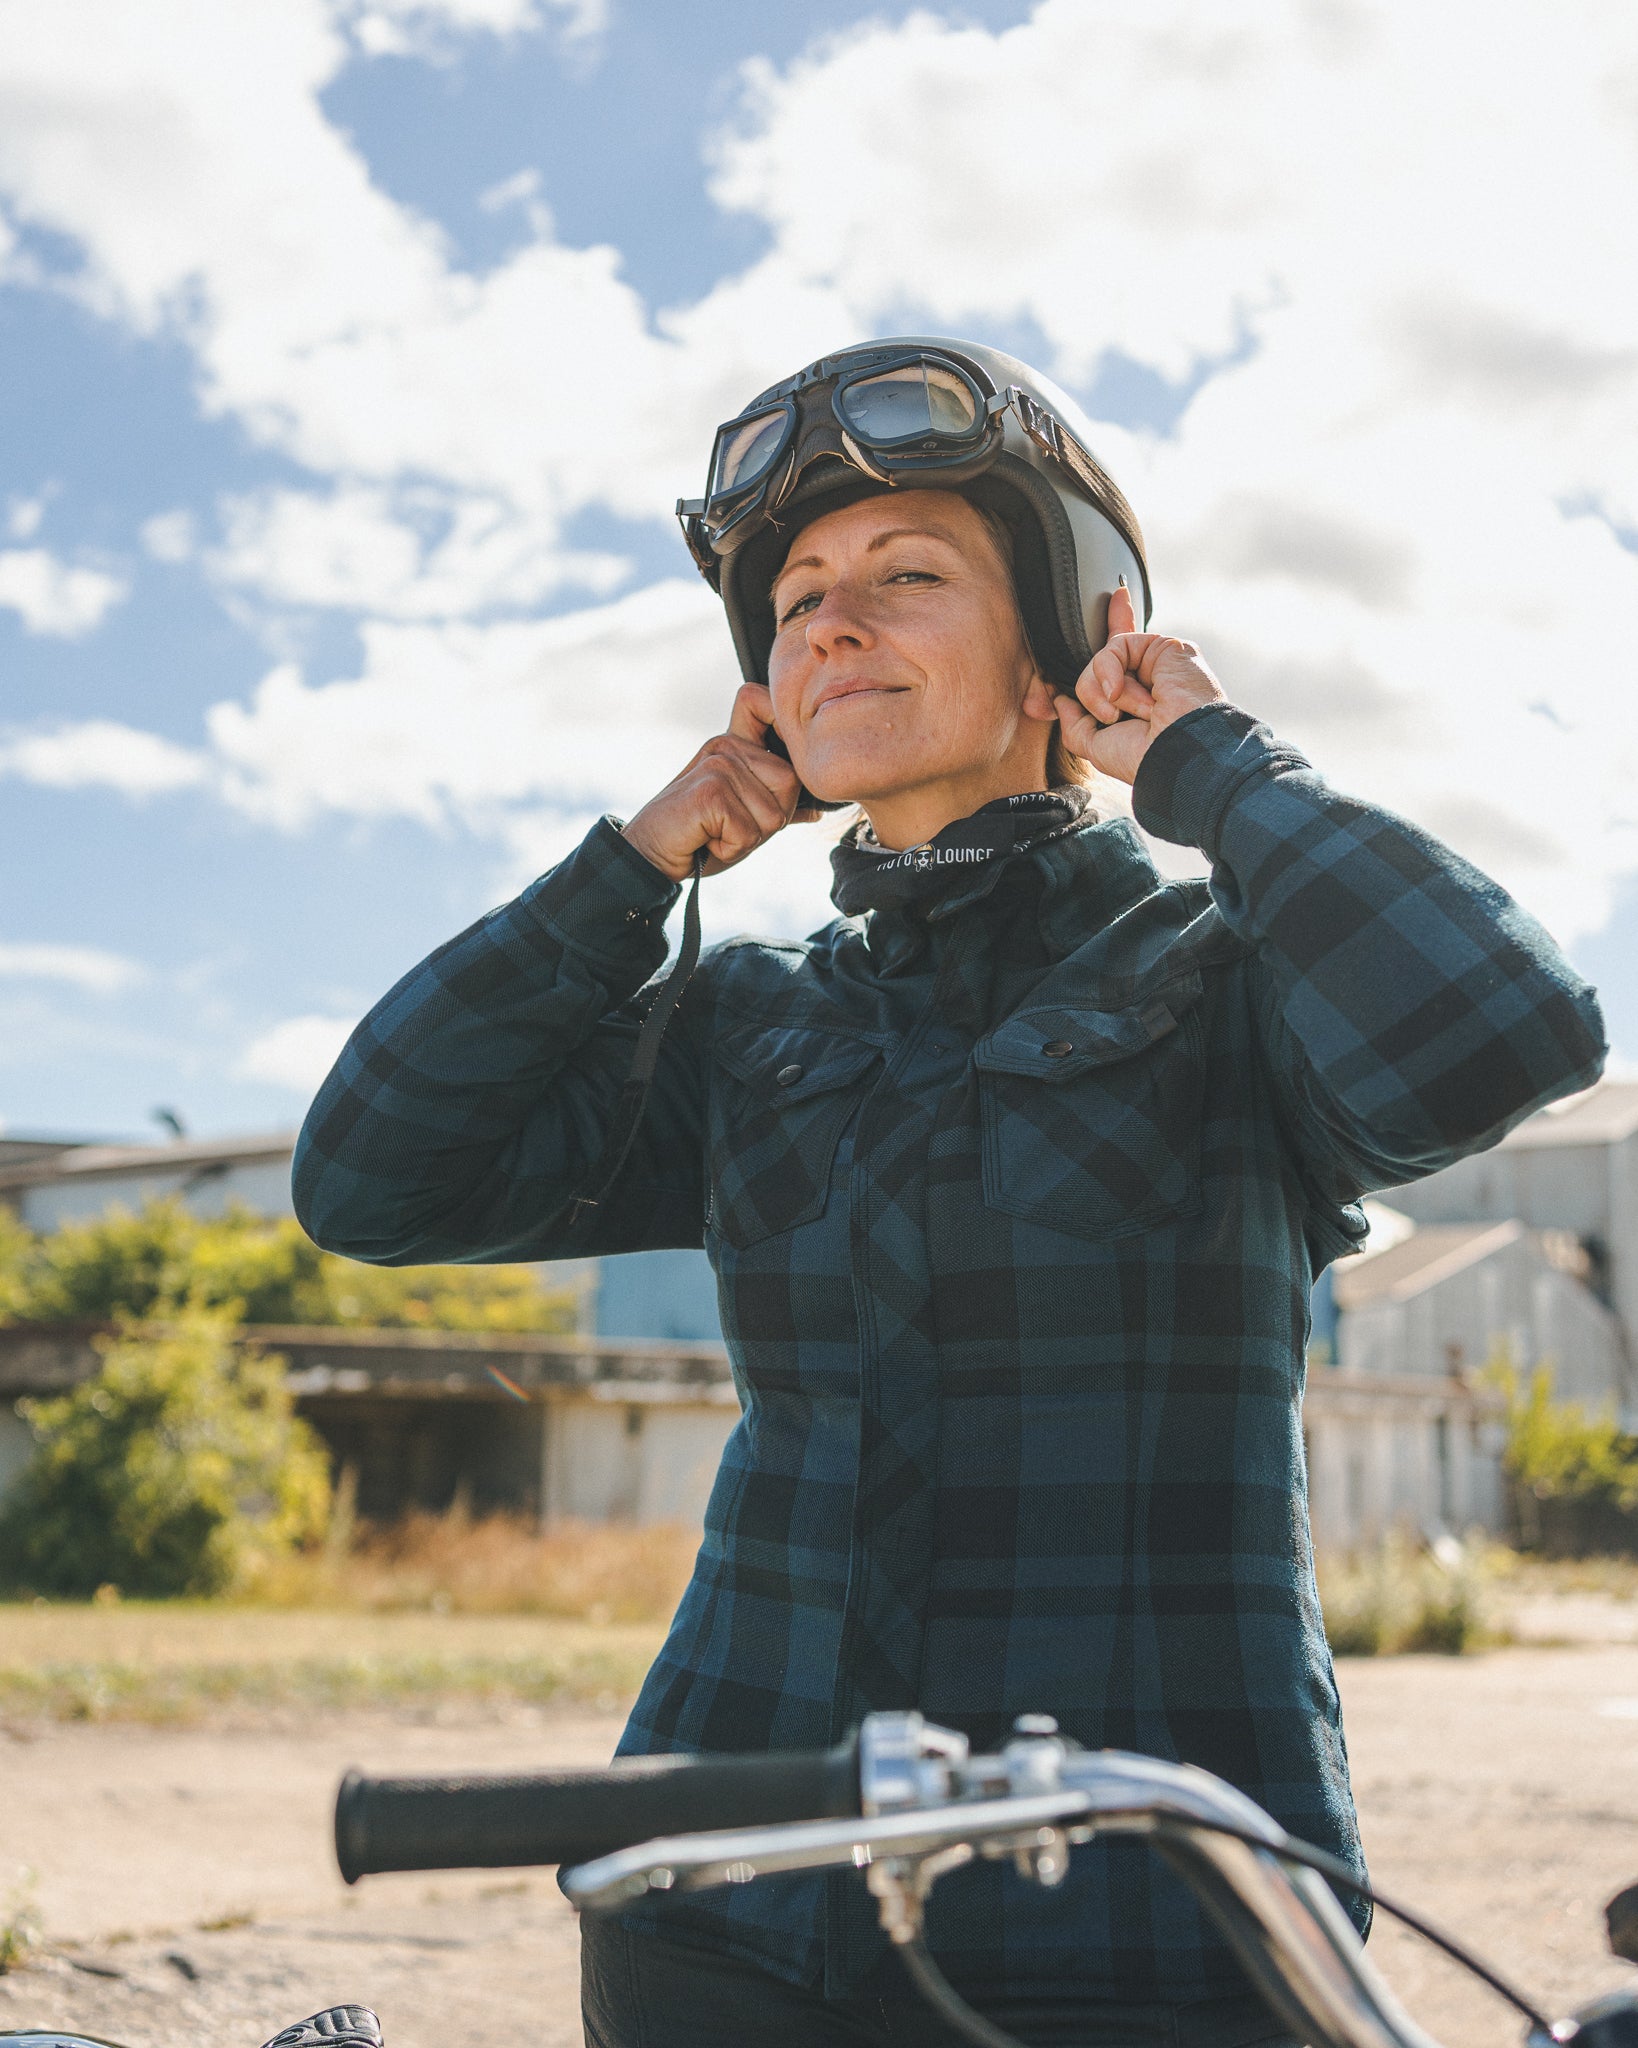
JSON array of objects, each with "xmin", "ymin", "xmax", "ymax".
[{"xmin": 678, "ymin": 348, "xmax": 1105, "ymax": 567}]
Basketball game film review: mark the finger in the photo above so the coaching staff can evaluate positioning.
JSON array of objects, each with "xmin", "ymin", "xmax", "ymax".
[
  {"xmin": 699, "ymin": 780, "xmax": 780, "ymax": 872},
  {"xmin": 1053, "ymin": 691, "xmax": 1106, "ymax": 758},
  {"xmin": 714, "ymin": 747, "xmax": 801, "ymax": 836},
  {"xmin": 698, "ymin": 729, "xmax": 801, "ymax": 813},
  {"xmin": 1106, "ymin": 581, "xmax": 1137, "ymax": 639},
  {"xmin": 1090, "ymin": 636, "xmax": 1158, "ymax": 715},
  {"xmin": 1073, "ymin": 654, "xmax": 1132, "ymax": 726},
  {"xmin": 726, "ymin": 681, "xmax": 777, "ymax": 744}
]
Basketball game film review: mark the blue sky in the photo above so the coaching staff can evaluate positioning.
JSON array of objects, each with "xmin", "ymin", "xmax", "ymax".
[{"xmin": 1, "ymin": 0, "xmax": 1635, "ymax": 1141}]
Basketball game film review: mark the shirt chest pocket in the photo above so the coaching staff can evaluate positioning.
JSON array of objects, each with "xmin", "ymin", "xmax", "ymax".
[
  {"xmin": 707, "ymin": 1024, "xmax": 883, "ymax": 1250},
  {"xmin": 973, "ymin": 980, "xmax": 1204, "ymax": 1241}
]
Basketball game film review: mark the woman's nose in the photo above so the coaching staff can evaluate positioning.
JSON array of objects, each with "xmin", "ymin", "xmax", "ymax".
[{"xmin": 805, "ymin": 581, "xmax": 875, "ymax": 655}]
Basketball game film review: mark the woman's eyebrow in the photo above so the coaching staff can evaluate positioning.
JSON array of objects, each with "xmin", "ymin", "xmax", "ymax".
[{"xmin": 772, "ymin": 552, "xmax": 823, "ymax": 597}]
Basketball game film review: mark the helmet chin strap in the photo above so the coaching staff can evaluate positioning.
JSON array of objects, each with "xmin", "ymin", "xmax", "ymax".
[{"xmin": 568, "ymin": 847, "xmax": 706, "ymax": 1231}]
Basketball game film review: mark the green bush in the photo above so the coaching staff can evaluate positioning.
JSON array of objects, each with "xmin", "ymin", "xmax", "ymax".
[
  {"xmin": 0, "ymin": 1310, "xmax": 331, "ymax": 1597},
  {"xmin": 0, "ymin": 1198, "xmax": 578, "ymax": 1332},
  {"xmin": 1489, "ymin": 1353, "xmax": 1638, "ymax": 1553},
  {"xmin": 1497, "ymin": 1359, "xmax": 1638, "ymax": 1503}
]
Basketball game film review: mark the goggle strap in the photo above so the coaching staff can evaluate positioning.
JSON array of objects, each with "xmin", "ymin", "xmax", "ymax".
[{"xmin": 1010, "ymin": 389, "xmax": 1147, "ymax": 573}]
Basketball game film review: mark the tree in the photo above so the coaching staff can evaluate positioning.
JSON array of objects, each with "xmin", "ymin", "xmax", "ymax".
[
  {"xmin": 0, "ymin": 1309, "xmax": 330, "ymax": 1597},
  {"xmin": 0, "ymin": 1199, "xmax": 579, "ymax": 1332}
]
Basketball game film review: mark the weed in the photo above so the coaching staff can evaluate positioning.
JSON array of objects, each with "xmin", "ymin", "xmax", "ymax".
[
  {"xmin": 243, "ymin": 1507, "xmax": 698, "ymax": 1623},
  {"xmin": 1318, "ymin": 1534, "xmax": 1500, "ymax": 1656},
  {"xmin": 0, "ymin": 1639, "xmax": 659, "ymax": 1726},
  {"xmin": 0, "ymin": 1870, "xmax": 39, "ymax": 1975}
]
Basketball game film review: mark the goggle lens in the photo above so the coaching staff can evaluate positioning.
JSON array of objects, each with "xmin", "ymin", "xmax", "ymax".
[
  {"xmin": 836, "ymin": 362, "xmax": 980, "ymax": 445},
  {"xmin": 709, "ymin": 406, "xmax": 790, "ymax": 500}
]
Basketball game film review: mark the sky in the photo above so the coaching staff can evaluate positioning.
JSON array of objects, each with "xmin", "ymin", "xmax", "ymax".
[{"xmin": 0, "ymin": 0, "xmax": 1635, "ymax": 1142}]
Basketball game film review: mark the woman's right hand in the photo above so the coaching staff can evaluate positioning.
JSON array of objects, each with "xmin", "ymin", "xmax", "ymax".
[{"xmin": 621, "ymin": 682, "xmax": 818, "ymax": 881}]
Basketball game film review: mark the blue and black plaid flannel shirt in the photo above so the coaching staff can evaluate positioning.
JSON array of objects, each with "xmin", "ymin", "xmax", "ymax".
[{"xmin": 295, "ymin": 704, "xmax": 1604, "ymax": 2004}]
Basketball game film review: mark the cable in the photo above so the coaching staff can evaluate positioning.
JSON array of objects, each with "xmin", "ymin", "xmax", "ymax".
[
  {"xmin": 887, "ymin": 1812, "xmax": 1552, "ymax": 2048},
  {"xmin": 898, "ymin": 1937, "xmax": 1033, "ymax": 2048},
  {"xmin": 1150, "ymin": 1817, "xmax": 1550, "ymax": 2033}
]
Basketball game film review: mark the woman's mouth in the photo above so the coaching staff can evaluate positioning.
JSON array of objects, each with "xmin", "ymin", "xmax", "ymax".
[{"xmin": 811, "ymin": 678, "xmax": 907, "ymax": 716}]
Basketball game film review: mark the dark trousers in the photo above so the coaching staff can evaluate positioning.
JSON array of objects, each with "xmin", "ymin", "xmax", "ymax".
[{"xmin": 581, "ymin": 1917, "xmax": 1296, "ymax": 2048}]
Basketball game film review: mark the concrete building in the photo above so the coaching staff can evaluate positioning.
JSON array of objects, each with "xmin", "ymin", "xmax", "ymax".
[
  {"xmin": 1384, "ymin": 1081, "xmax": 1638, "ymax": 1384},
  {"xmin": 0, "ymin": 1131, "xmax": 297, "ymax": 1232},
  {"xmin": 5, "ymin": 1086, "xmax": 1637, "ymax": 1548},
  {"xmin": 1296, "ymin": 1081, "xmax": 1638, "ymax": 1547},
  {"xmin": 0, "ymin": 1321, "xmax": 738, "ymax": 1528}
]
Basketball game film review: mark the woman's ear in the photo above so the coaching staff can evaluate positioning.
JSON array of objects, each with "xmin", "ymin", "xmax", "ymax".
[{"xmin": 1021, "ymin": 670, "xmax": 1060, "ymax": 724}]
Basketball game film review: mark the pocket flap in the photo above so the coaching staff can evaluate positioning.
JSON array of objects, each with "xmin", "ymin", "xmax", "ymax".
[
  {"xmin": 715, "ymin": 1024, "xmax": 881, "ymax": 1103},
  {"xmin": 974, "ymin": 977, "xmax": 1200, "ymax": 1082}
]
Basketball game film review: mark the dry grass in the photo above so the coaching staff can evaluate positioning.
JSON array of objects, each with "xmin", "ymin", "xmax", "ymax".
[
  {"xmin": 0, "ymin": 1512, "xmax": 696, "ymax": 1724},
  {"xmin": 243, "ymin": 1505, "xmax": 699, "ymax": 1623},
  {"xmin": 0, "ymin": 1606, "xmax": 667, "ymax": 1725},
  {"xmin": 1317, "ymin": 1534, "xmax": 1503, "ymax": 1656},
  {"xmin": 1487, "ymin": 1548, "xmax": 1638, "ymax": 1600}
]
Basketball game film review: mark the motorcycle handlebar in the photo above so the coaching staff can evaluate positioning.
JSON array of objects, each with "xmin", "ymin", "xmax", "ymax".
[{"xmin": 334, "ymin": 1740, "xmax": 859, "ymax": 1883}]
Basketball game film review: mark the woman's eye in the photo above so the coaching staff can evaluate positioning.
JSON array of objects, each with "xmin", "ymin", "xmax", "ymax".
[
  {"xmin": 887, "ymin": 569, "xmax": 939, "ymax": 587},
  {"xmin": 778, "ymin": 590, "xmax": 822, "ymax": 626}
]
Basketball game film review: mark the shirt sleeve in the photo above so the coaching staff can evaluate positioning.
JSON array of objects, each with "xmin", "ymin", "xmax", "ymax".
[
  {"xmin": 1131, "ymin": 703, "xmax": 1607, "ymax": 1201},
  {"xmin": 291, "ymin": 816, "xmax": 708, "ymax": 1264}
]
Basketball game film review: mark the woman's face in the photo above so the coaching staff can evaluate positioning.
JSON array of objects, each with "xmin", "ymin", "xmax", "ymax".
[{"xmin": 766, "ymin": 490, "xmax": 1060, "ymax": 847}]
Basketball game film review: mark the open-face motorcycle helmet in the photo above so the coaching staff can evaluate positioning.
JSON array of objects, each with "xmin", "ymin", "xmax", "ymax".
[{"xmin": 677, "ymin": 335, "xmax": 1152, "ymax": 709}]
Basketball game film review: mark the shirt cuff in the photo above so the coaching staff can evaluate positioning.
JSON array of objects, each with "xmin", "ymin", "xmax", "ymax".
[
  {"xmin": 515, "ymin": 814, "xmax": 683, "ymax": 976},
  {"xmin": 1130, "ymin": 702, "xmax": 1312, "ymax": 854}
]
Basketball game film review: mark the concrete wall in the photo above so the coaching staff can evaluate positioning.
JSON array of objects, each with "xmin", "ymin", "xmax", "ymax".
[
  {"xmin": 592, "ymin": 1248, "xmax": 722, "ymax": 1344},
  {"xmin": 1303, "ymin": 1374, "xmax": 1506, "ymax": 1549},
  {"xmin": 19, "ymin": 1159, "xmax": 296, "ymax": 1231},
  {"xmin": 543, "ymin": 1394, "xmax": 737, "ymax": 1525}
]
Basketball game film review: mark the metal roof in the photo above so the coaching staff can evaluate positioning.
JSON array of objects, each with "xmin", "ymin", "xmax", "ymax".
[
  {"xmin": 1333, "ymin": 1219, "xmax": 1524, "ymax": 1309},
  {"xmin": 0, "ymin": 1130, "xmax": 296, "ymax": 1192},
  {"xmin": 1498, "ymin": 1079, "xmax": 1638, "ymax": 1149}
]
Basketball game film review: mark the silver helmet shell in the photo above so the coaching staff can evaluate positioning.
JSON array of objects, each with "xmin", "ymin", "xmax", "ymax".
[{"xmin": 698, "ymin": 335, "xmax": 1152, "ymax": 691}]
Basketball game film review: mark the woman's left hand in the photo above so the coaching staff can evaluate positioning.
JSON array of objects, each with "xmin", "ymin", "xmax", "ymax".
[{"xmin": 1054, "ymin": 583, "xmax": 1229, "ymax": 786}]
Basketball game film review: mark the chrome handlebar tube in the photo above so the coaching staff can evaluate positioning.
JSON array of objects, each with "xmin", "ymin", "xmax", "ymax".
[{"xmin": 562, "ymin": 1712, "xmax": 1439, "ymax": 2048}]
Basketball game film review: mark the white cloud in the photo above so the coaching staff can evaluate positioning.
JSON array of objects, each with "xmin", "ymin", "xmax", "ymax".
[
  {"xmin": 141, "ymin": 508, "xmax": 196, "ymax": 563},
  {"xmin": 0, "ymin": 0, "xmax": 1634, "ymax": 952},
  {"xmin": 0, "ymin": 940, "xmax": 143, "ymax": 994},
  {"xmin": 0, "ymin": 720, "xmax": 208, "ymax": 796},
  {"xmin": 691, "ymin": 0, "xmax": 1638, "ymax": 942},
  {"xmin": 340, "ymin": 0, "xmax": 603, "ymax": 60},
  {"xmin": 205, "ymin": 577, "xmax": 737, "ymax": 828},
  {"xmin": 237, "ymin": 1012, "xmax": 354, "ymax": 1093},
  {"xmin": 210, "ymin": 483, "xmax": 627, "ymax": 618},
  {"xmin": 0, "ymin": 548, "xmax": 127, "ymax": 635},
  {"xmin": 6, "ymin": 495, "xmax": 44, "ymax": 540}
]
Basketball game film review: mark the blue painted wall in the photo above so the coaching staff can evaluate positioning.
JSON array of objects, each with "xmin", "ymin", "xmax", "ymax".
[{"xmin": 594, "ymin": 1247, "xmax": 723, "ymax": 1342}]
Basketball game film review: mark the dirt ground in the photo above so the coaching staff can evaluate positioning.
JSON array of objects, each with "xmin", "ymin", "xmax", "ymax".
[{"xmin": 6, "ymin": 1638, "xmax": 1638, "ymax": 2048}]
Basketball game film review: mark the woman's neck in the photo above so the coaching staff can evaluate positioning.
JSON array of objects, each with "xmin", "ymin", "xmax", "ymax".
[{"xmin": 856, "ymin": 762, "xmax": 1053, "ymax": 853}]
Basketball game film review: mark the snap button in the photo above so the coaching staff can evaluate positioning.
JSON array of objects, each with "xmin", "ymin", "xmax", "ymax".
[
  {"xmin": 776, "ymin": 1063, "xmax": 804, "ymax": 1087},
  {"xmin": 1041, "ymin": 1040, "xmax": 1074, "ymax": 1059}
]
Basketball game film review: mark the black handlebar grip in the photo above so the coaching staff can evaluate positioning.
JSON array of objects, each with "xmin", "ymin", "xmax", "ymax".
[{"xmin": 335, "ymin": 1740, "xmax": 859, "ymax": 1883}]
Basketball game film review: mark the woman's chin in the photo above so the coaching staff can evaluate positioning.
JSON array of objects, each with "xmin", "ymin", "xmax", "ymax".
[{"xmin": 794, "ymin": 741, "xmax": 931, "ymax": 810}]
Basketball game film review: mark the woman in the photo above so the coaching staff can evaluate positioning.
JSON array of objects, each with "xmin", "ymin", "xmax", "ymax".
[{"xmin": 295, "ymin": 339, "xmax": 1604, "ymax": 2047}]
